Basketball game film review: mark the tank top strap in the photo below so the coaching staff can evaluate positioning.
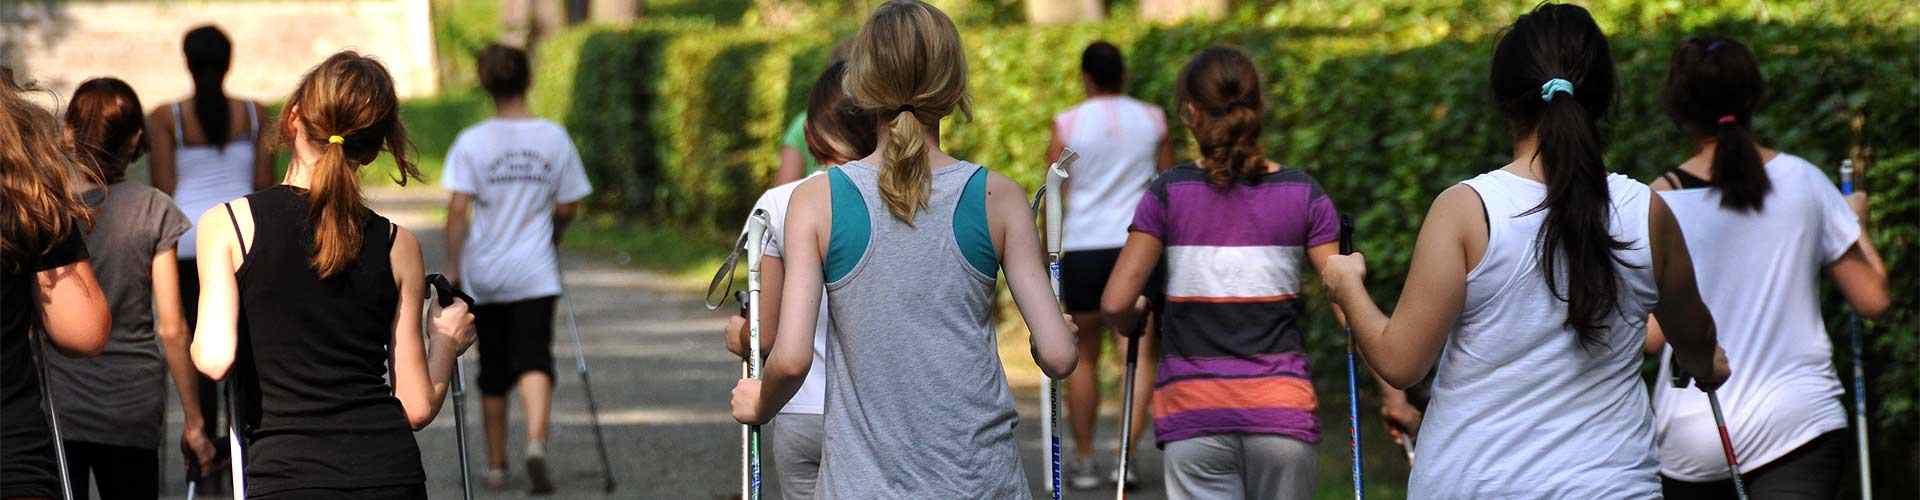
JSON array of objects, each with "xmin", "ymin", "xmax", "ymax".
[
  {"xmin": 223, "ymin": 202, "xmax": 250, "ymax": 255},
  {"xmin": 170, "ymin": 102, "xmax": 185, "ymax": 142}
]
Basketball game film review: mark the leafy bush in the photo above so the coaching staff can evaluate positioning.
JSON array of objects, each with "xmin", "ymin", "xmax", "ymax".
[{"xmin": 529, "ymin": 5, "xmax": 1916, "ymax": 492}]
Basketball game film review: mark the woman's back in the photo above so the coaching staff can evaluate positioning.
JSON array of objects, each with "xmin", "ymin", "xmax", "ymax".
[
  {"xmin": 1414, "ymin": 170, "xmax": 1660, "ymax": 498},
  {"xmin": 1651, "ymin": 153, "xmax": 1855, "ymax": 479},
  {"xmin": 1056, "ymin": 96, "xmax": 1164, "ymax": 251},
  {"xmin": 168, "ymin": 99, "xmax": 260, "ymax": 259},
  {"xmin": 817, "ymin": 160, "xmax": 1025, "ymax": 498},
  {"xmin": 231, "ymin": 186, "xmax": 421, "ymax": 496}
]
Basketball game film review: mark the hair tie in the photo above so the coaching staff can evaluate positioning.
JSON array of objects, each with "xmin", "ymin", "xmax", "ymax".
[
  {"xmin": 327, "ymin": 135, "xmax": 345, "ymax": 145},
  {"xmin": 1705, "ymin": 40, "xmax": 1725, "ymax": 52},
  {"xmin": 895, "ymin": 105, "xmax": 916, "ymax": 115},
  {"xmin": 1539, "ymin": 78, "xmax": 1575, "ymax": 102},
  {"xmin": 1716, "ymin": 115, "xmax": 1737, "ymax": 126}
]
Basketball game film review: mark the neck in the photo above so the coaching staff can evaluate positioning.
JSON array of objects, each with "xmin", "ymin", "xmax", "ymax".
[
  {"xmin": 283, "ymin": 155, "xmax": 317, "ymax": 188},
  {"xmin": 493, "ymin": 97, "xmax": 532, "ymax": 119},
  {"xmin": 1086, "ymin": 89, "xmax": 1119, "ymax": 98},
  {"xmin": 1507, "ymin": 134, "xmax": 1546, "ymax": 182}
]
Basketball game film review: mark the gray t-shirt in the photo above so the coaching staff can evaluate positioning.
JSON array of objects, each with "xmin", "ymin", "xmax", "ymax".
[{"xmin": 46, "ymin": 181, "xmax": 191, "ymax": 448}]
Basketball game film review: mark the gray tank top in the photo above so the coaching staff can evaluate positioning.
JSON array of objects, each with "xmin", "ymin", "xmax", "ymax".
[{"xmin": 817, "ymin": 160, "xmax": 1026, "ymax": 498}]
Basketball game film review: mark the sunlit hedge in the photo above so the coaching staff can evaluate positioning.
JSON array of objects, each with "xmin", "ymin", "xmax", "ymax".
[{"xmin": 529, "ymin": 6, "xmax": 1916, "ymax": 491}]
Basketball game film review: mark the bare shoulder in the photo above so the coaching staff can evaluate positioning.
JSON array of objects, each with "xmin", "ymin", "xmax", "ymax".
[
  {"xmin": 1429, "ymin": 183, "xmax": 1485, "ymax": 221},
  {"xmin": 389, "ymin": 225, "xmax": 424, "ymax": 274},
  {"xmin": 983, "ymin": 171, "xmax": 1029, "ymax": 206}
]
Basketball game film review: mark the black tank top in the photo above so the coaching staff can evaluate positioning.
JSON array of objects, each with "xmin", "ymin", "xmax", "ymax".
[{"xmin": 229, "ymin": 186, "xmax": 423, "ymax": 495}]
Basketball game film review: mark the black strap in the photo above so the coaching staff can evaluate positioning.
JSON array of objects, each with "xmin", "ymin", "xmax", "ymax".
[
  {"xmin": 223, "ymin": 202, "xmax": 249, "ymax": 255},
  {"xmin": 389, "ymin": 222, "xmax": 398, "ymax": 242}
]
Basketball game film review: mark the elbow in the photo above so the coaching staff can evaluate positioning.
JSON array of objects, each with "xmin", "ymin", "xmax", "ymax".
[
  {"xmin": 406, "ymin": 407, "xmax": 435, "ymax": 431},
  {"xmin": 190, "ymin": 344, "xmax": 231, "ymax": 380},
  {"xmin": 1854, "ymin": 292, "xmax": 1892, "ymax": 320},
  {"xmin": 55, "ymin": 314, "xmax": 112, "ymax": 357},
  {"xmin": 768, "ymin": 355, "xmax": 812, "ymax": 382},
  {"xmin": 1380, "ymin": 369, "xmax": 1423, "ymax": 391},
  {"xmin": 156, "ymin": 321, "xmax": 188, "ymax": 345},
  {"xmin": 1098, "ymin": 296, "xmax": 1132, "ymax": 324},
  {"xmin": 1040, "ymin": 349, "xmax": 1077, "ymax": 379}
]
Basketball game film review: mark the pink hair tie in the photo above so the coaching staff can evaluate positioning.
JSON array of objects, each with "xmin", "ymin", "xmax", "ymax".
[{"xmin": 1716, "ymin": 115, "xmax": 1737, "ymax": 125}]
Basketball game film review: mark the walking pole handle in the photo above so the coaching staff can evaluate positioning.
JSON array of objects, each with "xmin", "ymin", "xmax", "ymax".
[
  {"xmin": 1840, "ymin": 159, "xmax": 1854, "ymax": 195},
  {"xmin": 1339, "ymin": 216, "xmax": 1355, "ymax": 255}
]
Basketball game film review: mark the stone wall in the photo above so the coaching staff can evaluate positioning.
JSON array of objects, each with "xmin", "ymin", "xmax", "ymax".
[{"xmin": 3, "ymin": 0, "xmax": 439, "ymax": 105}]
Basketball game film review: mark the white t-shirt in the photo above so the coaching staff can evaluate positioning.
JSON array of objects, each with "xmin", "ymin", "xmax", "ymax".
[
  {"xmin": 753, "ymin": 177, "xmax": 830, "ymax": 415},
  {"xmin": 1053, "ymin": 96, "xmax": 1166, "ymax": 251},
  {"xmin": 1412, "ymin": 171, "xmax": 1661, "ymax": 499},
  {"xmin": 441, "ymin": 118, "xmax": 592, "ymax": 304},
  {"xmin": 1652, "ymin": 153, "xmax": 1858, "ymax": 480}
]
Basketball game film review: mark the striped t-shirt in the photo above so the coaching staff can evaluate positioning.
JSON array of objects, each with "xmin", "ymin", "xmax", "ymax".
[{"xmin": 1129, "ymin": 164, "xmax": 1340, "ymax": 446}]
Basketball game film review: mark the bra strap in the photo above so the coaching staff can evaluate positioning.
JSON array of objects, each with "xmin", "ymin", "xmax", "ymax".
[
  {"xmin": 170, "ymin": 102, "xmax": 185, "ymax": 142},
  {"xmin": 223, "ymin": 202, "xmax": 250, "ymax": 255},
  {"xmin": 246, "ymin": 101, "xmax": 259, "ymax": 140}
]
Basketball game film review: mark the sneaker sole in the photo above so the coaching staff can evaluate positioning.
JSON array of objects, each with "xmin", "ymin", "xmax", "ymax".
[{"xmin": 527, "ymin": 457, "xmax": 555, "ymax": 495}]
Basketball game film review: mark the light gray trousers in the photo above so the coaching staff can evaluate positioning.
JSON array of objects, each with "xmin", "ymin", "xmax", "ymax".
[
  {"xmin": 1163, "ymin": 434, "xmax": 1317, "ymax": 500},
  {"xmin": 770, "ymin": 413, "xmax": 824, "ymax": 500}
]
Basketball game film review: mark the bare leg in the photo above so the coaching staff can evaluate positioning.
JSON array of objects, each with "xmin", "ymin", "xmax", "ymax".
[
  {"xmin": 519, "ymin": 372, "xmax": 554, "ymax": 443},
  {"xmin": 1067, "ymin": 311, "xmax": 1106, "ymax": 457},
  {"xmin": 482, "ymin": 395, "xmax": 510, "ymax": 468}
]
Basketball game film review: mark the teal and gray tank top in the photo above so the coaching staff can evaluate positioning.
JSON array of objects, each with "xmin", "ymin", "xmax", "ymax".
[{"xmin": 817, "ymin": 160, "xmax": 1027, "ymax": 498}]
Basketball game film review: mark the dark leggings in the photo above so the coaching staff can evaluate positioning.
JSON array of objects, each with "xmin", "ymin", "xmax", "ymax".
[
  {"xmin": 61, "ymin": 441, "xmax": 158, "ymax": 500},
  {"xmin": 256, "ymin": 483, "xmax": 427, "ymax": 500},
  {"xmin": 1661, "ymin": 430, "xmax": 1848, "ymax": 499}
]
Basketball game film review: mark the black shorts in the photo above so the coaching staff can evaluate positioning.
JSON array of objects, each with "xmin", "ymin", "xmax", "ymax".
[
  {"xmin": 1058, "ymin": 248, "xmax": 1165, "ymax": 313},
  {"xmin": 1660, "ymin": 429, "xmax": 1847, "ymax": 499},
  {"xmin": 474, "ymin": 296, "xmax": 558, "ymax": 396}
]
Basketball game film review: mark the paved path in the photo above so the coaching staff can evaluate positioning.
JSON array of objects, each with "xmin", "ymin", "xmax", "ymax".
[{"xmin": 155, "ymin": 186, "xmax": 1171, "ymax": 499}]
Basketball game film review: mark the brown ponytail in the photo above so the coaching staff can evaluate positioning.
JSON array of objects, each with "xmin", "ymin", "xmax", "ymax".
[
  {"xmin": 276, "ymin": 51, "xmax": 419, "ymax": 277},
  {"xmin": 1662, "ymin": 36, "xmax": 1770, "ymax": 212},
  {"xmin": 1176, "ymin": 47, "xmax": 1268, "ymax": 188},
  {"xmin": 843, "ymin": 1, "xmax": 971, "ymax": 225}
]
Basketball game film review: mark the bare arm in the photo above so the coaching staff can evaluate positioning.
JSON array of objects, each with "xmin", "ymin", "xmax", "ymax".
[
  {"xmin": 735, "ymin": 178, "xmax": 829, "ymax": 424},
  {"xmin": 776, "ymin": 147, "xmax": 805, "ymax": 185},
  {"xmin": 1829, "ymin": 190, "xmax": 1889, "ymax": 318},
  {"xmin": 389, "ymin": 227, "xmax": 476, "ymax": 430},
  {"xmin": 725, "ymin": 255, "xmax": 784, "ymax": 359},
  {"xmin": 1324, "ymin": 186, "xmax": 1477, "ymax": 388},
  {"xmin": 991, "ymin": 174, "xmax": 1076, "ymax": 377},
  {"xmin": 1100, "ymin": 232, "xmax": 1160, "ymax": 337},
  {"xmin": 1046, "ymin": 122, "xmax": 1066, "ymax": 164},
  {"xmin": 1647, "ymin": 194, "xmax": 1727, "ymax": 389},
  {"xmin": 189, "ymin": 202, "xmax": 247, "ymax": 379},
  {"xmin": 553, "ymin": 201, "xmax": 579, "ymax": 245},
  {"xmin": 1155, "ymin": 134, "xmax": 1175, "ymax": 172},
  {"xmin": 34, "ymin": 260, "xmax": 111, "ymax": 357},
  {"xmin": 147, "ymin": 108, "xmax": 178, "ymax": 195},
  {"xmin": 444, "ymin": 193, "xmax": 471, "ymax": 284},
  {"xmin": 153, "ymin": 249, "xmax": 216, "ymax": 471}
]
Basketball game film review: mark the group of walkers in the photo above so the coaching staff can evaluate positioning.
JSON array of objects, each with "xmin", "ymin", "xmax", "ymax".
[
  {"xmin": 719, "ymin": 1, "xmax": 1890, "ymax": 499},
  {"xmin": 0, "ymin": 0, "xmax": 1894, "ymax": 499},
  {"xmin": 2, "ymin": 24, "xmax": 513, "ymax": 499}
]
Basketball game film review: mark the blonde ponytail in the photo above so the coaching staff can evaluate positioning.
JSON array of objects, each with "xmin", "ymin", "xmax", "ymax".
[
  {"xmin": 277, "ymin": 51, "xmax": 418, "ymax": 278},
  {"xmin": 878, "ymin": 110, "xmax": 932, "ymax": 224},
  {"xmin": 844, "ymin": 1, "xmax": 970, "ymax": 225},
  {"xmin": 307, "ymin": 142, "xmax": 364, "ymax": 277}
]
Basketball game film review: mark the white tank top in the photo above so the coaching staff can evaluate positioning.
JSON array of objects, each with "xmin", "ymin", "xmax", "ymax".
[
  {"xmin": 170, "ymin": 101, "xmax": 260, "ymax": 259},
  {"xmin": 1410, "ymin": 170, "xmax": 1661, "ymax": 499},
  {"xmin": 1053, "ymin": 96, "xmax": 1165, "ymax": 251}
]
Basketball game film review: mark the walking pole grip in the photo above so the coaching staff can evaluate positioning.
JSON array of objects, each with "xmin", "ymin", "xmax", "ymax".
[{"xmin": 1339, "ymin": 215, "xmax": 1355, "ymax": 255}]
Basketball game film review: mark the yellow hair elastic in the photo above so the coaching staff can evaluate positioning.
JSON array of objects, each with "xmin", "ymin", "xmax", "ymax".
[{"xmin": 327, "ymin": 135, "xmax": 345, "ymax": 145}]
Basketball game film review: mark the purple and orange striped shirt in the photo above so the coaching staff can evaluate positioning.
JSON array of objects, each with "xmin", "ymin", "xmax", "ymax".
[{"xmin": 1129, "ymin": 164, "xmax": 1340, "ymax": 446}]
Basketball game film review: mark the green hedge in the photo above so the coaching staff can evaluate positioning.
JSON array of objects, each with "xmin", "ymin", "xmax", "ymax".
[{"xmin": 529, "ymin": 4, "xmax": 1916, "ymax": 491}]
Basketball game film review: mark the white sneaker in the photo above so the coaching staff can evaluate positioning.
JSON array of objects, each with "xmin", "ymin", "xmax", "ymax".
[{"xmin": 1068, "ymin": 457, "xmax": 1104, "ymax": 490}]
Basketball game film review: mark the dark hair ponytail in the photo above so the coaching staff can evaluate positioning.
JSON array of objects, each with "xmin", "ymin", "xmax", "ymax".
[
  {"xmin": 184, "ymin": 25, "xmax": 234, "ymax": 147},
  {"xmin": 1492, "ymin": 3, "xmax": 1632, "ymax": 344},
  {"xmin": 1663, "ymin": 36, "xmax": 1770, "ymax": 211},
  {"xmin": 64, "ymin": 78, "xmax": 148, "ymax": 184},
  {"xmin": 1176, "ymin": 46, "xmax": 1267, "ymax": 188}
]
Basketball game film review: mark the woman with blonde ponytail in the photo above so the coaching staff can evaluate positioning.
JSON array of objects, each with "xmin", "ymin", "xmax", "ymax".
[
  {"xmin": 187, "ymin": 52, "xmax": 475, "ymax": 500},
  {"xmin": 728, "ymin": 2, "xmax": 1078, "ymax": 497}
]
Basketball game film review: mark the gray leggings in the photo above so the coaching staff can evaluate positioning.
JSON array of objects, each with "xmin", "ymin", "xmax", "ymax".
[
  {"xmin": 771, "ymin": 413, "xmax": 825, "ymax": 500},
  {"xmin": 1164, "ymin": 434, "xmax": 1317, "ymax": 500}
]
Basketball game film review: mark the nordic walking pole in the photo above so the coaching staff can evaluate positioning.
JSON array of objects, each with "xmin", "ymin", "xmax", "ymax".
[
  {"xmin": 1338, "ymin": 216, "xmax": 1363, "ymax": 500},
  {"xmin": 1398, "ymin": 434, "xmax": 1415, "ymax": 464},
  {"xmin": 742, "ymin": 210, "xmax": 772, "ymax": 500},
  {"xmin": 228, "ymin": 380, "xmax": 246, "ymax": 498},
  {"xmin": 1673, "ymin": 363, "xmax": 1748, "ymax": 500},
  {"xmin": 1114, "ymin": 316, "xmax": 1141, "ymax": 500},
  {"xmin": 1839, "ymin": 159, "xmax": 1874, "ymax": 499},
  {"xmin": 30, "ymin": 332, "xmax": 76, "ymax": 500},
  {"xmin": 1034, "ymin": 148, "xmax": 1075, "ymax": 500},
  {"xmin": 558, "ymin": 257, "xmax": 618, "ymax": 492},
  {"xmin": 427, "ymin": 274, "xmax": 477, "ymax": 500}
]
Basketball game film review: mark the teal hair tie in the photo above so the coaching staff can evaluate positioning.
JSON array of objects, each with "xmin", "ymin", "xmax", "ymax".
[{"xmin": 1540, "ymin": 78, "xmax": 1575, "ymax": 102}]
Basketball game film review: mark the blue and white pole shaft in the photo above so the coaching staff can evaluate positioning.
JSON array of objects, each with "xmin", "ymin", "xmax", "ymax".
[
  {"xmin": 1338, "ymin": 216, "xmax": 1363, "ymax": 500},
  {"xmin": 1840, "ymin": 159, "xmax": 1873, "ymax": 500},
  {"xmin": 744, "ymin": 210, "xmax": 771, "ymax": 500}
]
